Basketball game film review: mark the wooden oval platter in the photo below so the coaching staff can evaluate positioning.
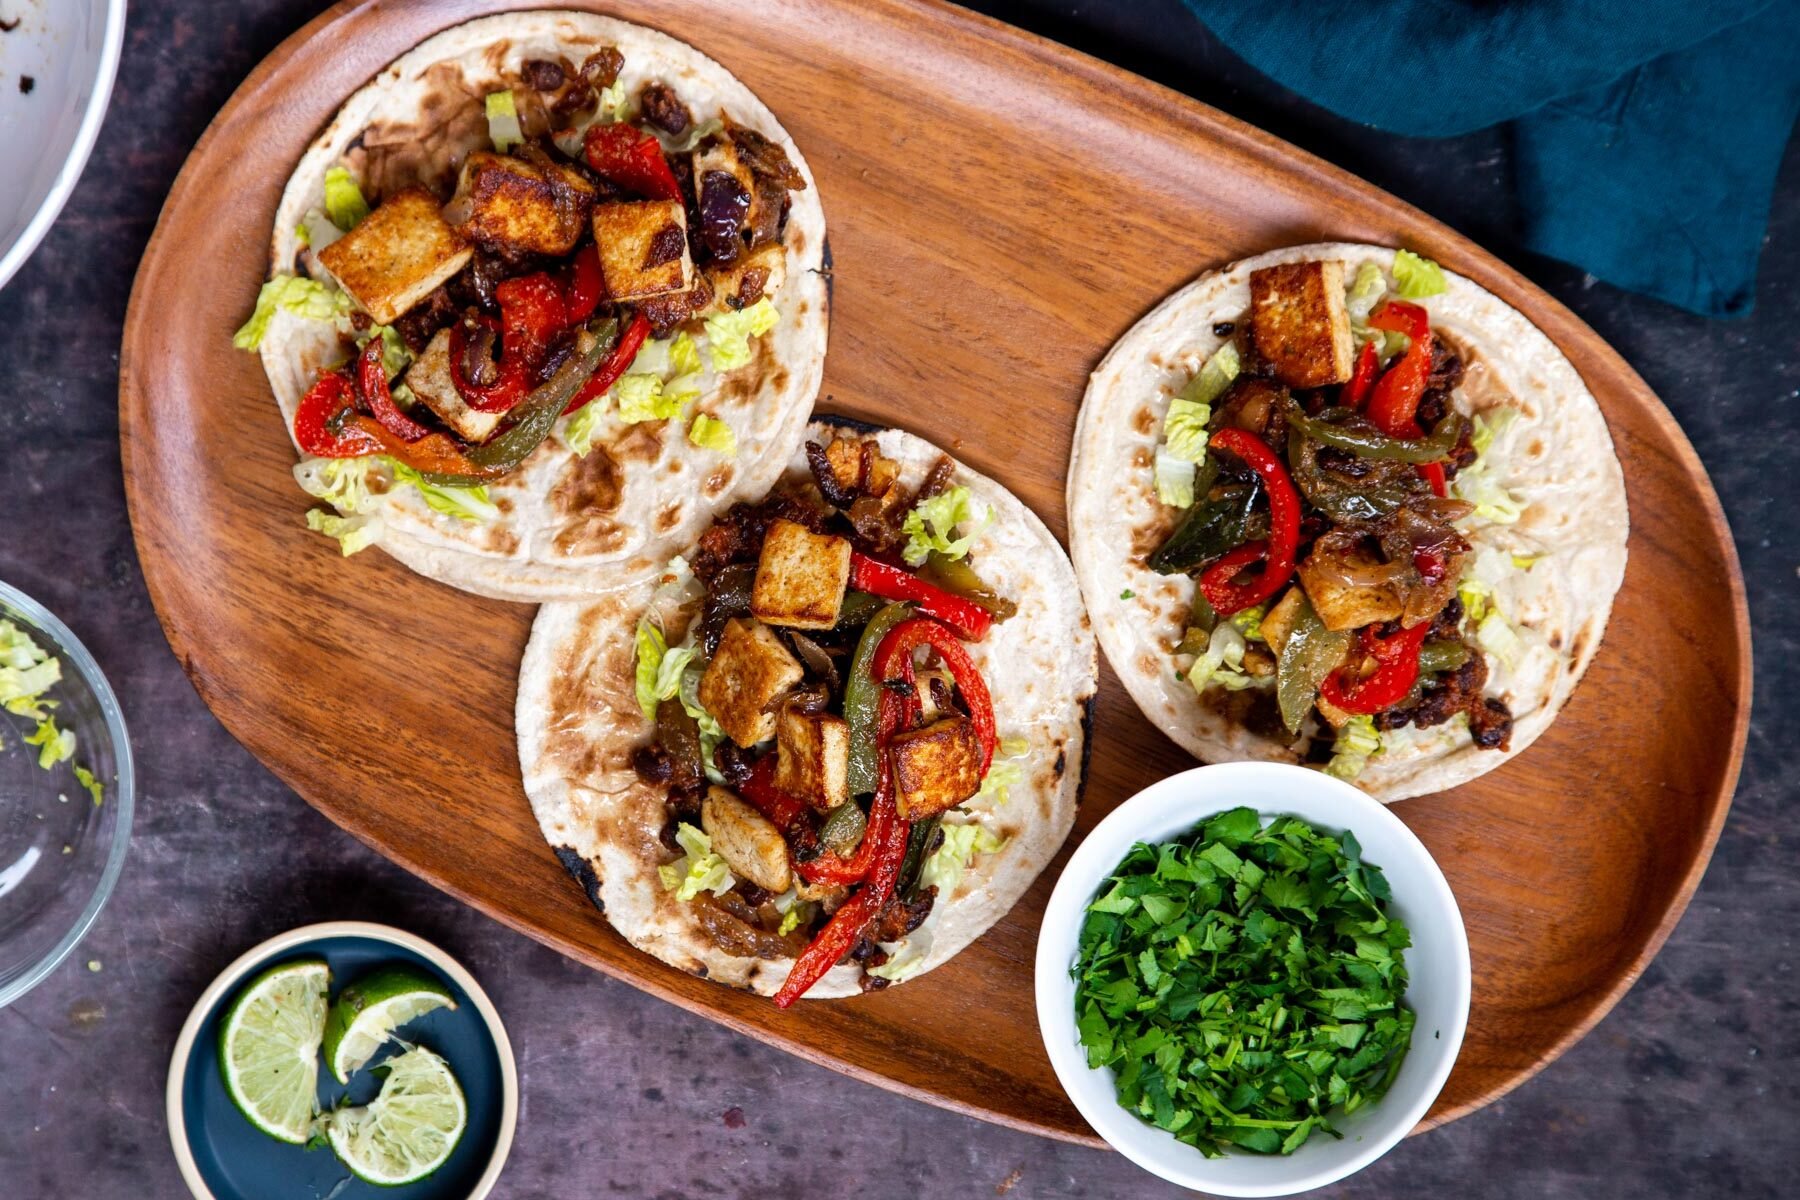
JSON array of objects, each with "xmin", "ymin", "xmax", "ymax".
[{"xmin": 120, "ymin": 0, "xmax": 1750, "ymax": 1145}]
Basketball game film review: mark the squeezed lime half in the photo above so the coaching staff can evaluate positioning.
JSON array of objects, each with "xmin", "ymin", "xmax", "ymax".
[
  {"xmin": 327, "ymin": 1045, "xmax": 468, "ymax": 1185},
  {"xmin": 217, "ymin": 958, "xmax": 330, "ymax": 1144},
  {"xmin": 321, "ymin": 965, "xmax": 458, "ymax": 1085}
]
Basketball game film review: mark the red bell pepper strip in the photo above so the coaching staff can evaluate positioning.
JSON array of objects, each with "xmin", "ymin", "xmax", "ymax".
[
  {"xmin": 870, "ymin": 617, "xmax": 996, "ymax": 773},
  {"xmin": 294, "ymin": 372, "xmax": 385, "ymax": 458},
  {"xmin": 773, "ymin": 802, "xmax": 910, "ymax": 1008},
  {"xmin": 1417, "ymin": 461, "xmax": 1448, "ymax": 498},
  {"xmin": 1197, "ymin": 428, "xmax": 1301, "ymax": 615},
  {"xmin": 495, "ymin": 273, "xmax": 569, "ymax": 368},
  {"xmin": 564, "ymin": 309, "xmax": 652, "ymax": 414},
  {"xmin": 561, "ymin": 243, "xmax": 607, "ymax": 323},
  {"xmin": 1364, "ymin": 300, "xmax": 1449, "ymax": 496},
  {"xmin": 449, "ymin": 317, "xmax": 531, "ymax": 413},
  {"xmin": 1320, "ymin": 621, "xmax": 1432, "ymax": 714},
  {"xmin": 740, "ymin": 754, "xmax": 811, "ymax": 833},
  {"xmin": 848, "ymin": 554, "xmax": 994, "ymax": 641},
  {"xmin": 1342, "ymin": 341, "xmax": 1379, "ymax": 410},
  {"xmin": 355, "ymin": 338, "xmax": 431, "ymax": 442},
  {"xmin": 583, "ymin": 124, "xmax": 683, "ymax": 201}
]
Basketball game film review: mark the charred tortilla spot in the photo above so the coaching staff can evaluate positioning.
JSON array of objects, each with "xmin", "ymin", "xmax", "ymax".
[
  {"xmin": 350, "ymin": 62, "xmax": 488, "ymax": 200},
  {"xmin": 1133, "ymin": 407, "xmax": 1156, "ymax": 436},
  {"xmin": 1053, "ymin": 747, "xmax": 1066, "ymax": 777},
  {"xmin": 1131, "ymin": 447, "xmax": 1152, "ymax": 470},
  {"xmin": 551, "ymin": 445, "xmax": 629, "ymax": 556},
  {"xmin": 705, "ymin": 467, "xmax": 734, "ymax": 497},
  {"xmin": 1549, "ymin": 632, "xmax": 1563, "ymax": 650},
  {"xmin": 553, "ymin": 845, "xmax": 605, "ymax": 912},
  {"xmin": 656, "ymin": 504, "xmax": 684, "ymax": 533}
]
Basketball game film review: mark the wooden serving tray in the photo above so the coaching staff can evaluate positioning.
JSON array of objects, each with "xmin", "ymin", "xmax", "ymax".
[{"xmin": 120, "ymin": 0, "xmax": 1751, "ymax": 1144}]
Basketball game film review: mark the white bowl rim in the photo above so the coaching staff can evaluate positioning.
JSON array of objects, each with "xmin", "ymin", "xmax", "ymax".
[
  {"xmin": 0, "ymin": 578, "xmax": 136, "ymax": 1009},
  {"xmin": 1034, "ymin": 761, "xmax": 1471, "ymax": 1197},
  {"xmin": 0, "ymin": 0, "xmax": 128, "ymax": 292},
  {"xmin": 163, "ymin": 920, "xmax": 520, "ymax": 1200}
]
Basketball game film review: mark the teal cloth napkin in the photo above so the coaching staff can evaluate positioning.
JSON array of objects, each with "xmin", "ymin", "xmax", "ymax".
[{"xmin": 1182, "ymin": 0, "xmax": 1800, "ymax": 317}]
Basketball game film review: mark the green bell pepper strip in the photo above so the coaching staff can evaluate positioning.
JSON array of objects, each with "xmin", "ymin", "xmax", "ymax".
[
  {"xmin": 1275, "ymin": 595, "xmax": 1352, "ymax": 734},
  {"xmin": 1288, "ymin": 404, "xmax": 1468, "ymax": 464},
  {"xmin": 1286, "ymin": 427, "xmax": 1414, "ymax": 523},
  {"xmin": 1147, "ymin": 482, "xmax": 1268, "ymax": 576},
  {"xmin": 1418, "ymin": 639, "xmax": 1471, "ymax": 675},
  {"xmin": 413, "ymin": 319, "xmax": 618, "ymax": 486},
  {"xmin": 843, "ymin": 602, "xmax": 914, "ymax": 795},
  {"xmin": 897, "ymin": 815, "xmax": 943, "ymax": 898},
  {"xmin": 819, "ymin": 800, "xmax": 869, "ymax": 857}
]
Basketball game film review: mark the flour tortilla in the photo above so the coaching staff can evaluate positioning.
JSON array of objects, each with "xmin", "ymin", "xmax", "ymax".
[
  {"xmin": 257, "ymin": 11, "xmax": 828, "ymax": 601},
  {"xmin": 1068, "ymin": 243, "xmax": 1628, "ymax": 801},
  {"xmin": 517, "ymin": 420, "xmax": 1097, "ymax": 997}
]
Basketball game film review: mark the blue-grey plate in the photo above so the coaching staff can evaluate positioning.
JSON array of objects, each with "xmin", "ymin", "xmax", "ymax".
[{"xmin": 166, "ymin": 922, "xmax": 517, "ymax": 1200}]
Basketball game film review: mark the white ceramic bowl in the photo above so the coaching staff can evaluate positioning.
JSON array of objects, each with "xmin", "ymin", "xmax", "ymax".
[
  {"xmin": 0, "ymin": 0, "xmax": 125, "ymax": 290},
  {"xmin": 1036, "ymin": 762, "xmax": 1470, "ymax": 1197}
]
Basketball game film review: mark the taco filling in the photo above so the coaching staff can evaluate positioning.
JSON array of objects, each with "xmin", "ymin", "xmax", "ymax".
[
  {"xmin": 1146, "ymin": 252, "xmax": 1525, "ymax": 779},
  {"xmin": 630, "ymin": 431, "xmax": 1020, "ymax": 1006},
  {"xmin": 236, "ymin": 37, "xmax": 808, "ymax": 554}
]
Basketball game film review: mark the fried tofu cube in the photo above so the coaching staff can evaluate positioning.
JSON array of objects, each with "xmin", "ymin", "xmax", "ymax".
[
  {"xmin": 889, "ymin": 716, "xmax": 984, "ymax": 820},
  {"xmin": 400, "ymin": 327, "xmax": 504, "ymax": 444},
  {"xmin": 1297, "ymin": 552, "xmax": 1404, "ymax": 632},
  {"xmin": 318, "ymin": 186, "xmax": 473, "ymax": 325},
  {"xmin": 455, "ymin": 150, "xmax": 596, "ymax": 256},
  {"xmin": 701, "ymin": 786, "xmax": 791, "ymax": 893},
  {"xmin": 698, "ymin": 617, "xmax": 803, "ymax": 747},
  {"xmin": 697, "ymin": 242, "xmax": 786, "ymax": 318},
  {"xmin": 1249, "ymin": 260, "xmax": 1354, "ymax": 388},
  {"xmin": 774, "ymin": 706, "xmax": 850, "ymax": 810},
  {"xmin": 750, "ymin": 519, "xmax": 851, "ymax": 630},
  {"xmin": 591, "ymin": 199, "xmax": 693, "ymax": 301}
]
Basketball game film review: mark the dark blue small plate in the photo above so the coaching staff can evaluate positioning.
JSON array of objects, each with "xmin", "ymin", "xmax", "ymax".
[{"xmin": 166, "ymin": 922, "xmax": 517, "ymax": 1200}]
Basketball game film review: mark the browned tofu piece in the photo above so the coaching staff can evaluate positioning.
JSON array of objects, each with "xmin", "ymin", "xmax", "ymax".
[
  {"xmin": 591, "ymin": 199, "xmax": 693, "ymax": 301},
  {"xmin": 1249, "ymin": 260, "xmax": 1354, "ymax": 388},
  {"xmin": 751, "ymin": 519, "xmax": 851, "ymax": 630},
  {"xmin": 1259, "ymin": 587, "xmax": 1307, "ymax": 657},
  {"xmin": 697, "ymin": 617, "xmax": 803, "ymax": 747},
  {"xmin": 889, "ymin": 716, "xmax": 984, "ymax": 820},
  {"xmin": 697, "ymin": 242, "xmax": 786, "ymax": 318},
  {"xmin": 318, "ymin": 186, "xmax": 472, "ymax": 325},
  {"xmin": 690, "ymin": 137, "xmax": 763, "ymax": 239},
  {"xmin": 401, "ymin": 327, "xmax": 504, "ymax": 444},
  {"xmin": 1297, "ymin": 551, "xmax": 1404, "ymax": 632},
  {"xmin": 774, "ymin": 706, "xmax": 850, "ymax": 810},
  {"xmin": 701, "ymin": 786, "xmax": 791, "ymax": 893},
  {"xmin": 455, "ymin": 150, "xmax": 596, "ymax": 256}
]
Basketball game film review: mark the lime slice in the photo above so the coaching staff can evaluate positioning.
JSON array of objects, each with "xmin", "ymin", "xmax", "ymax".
[
  {"xmin": 327, "ymin": 1046, "xmax": 467, "ymax": 1185},
  {"xmin": 217, "ymin": 958, "xmax": 330, "ymax": 1144},
  {"xmin": 322, "ymin": 965, "xmax": 458, "ymax": 1084}
]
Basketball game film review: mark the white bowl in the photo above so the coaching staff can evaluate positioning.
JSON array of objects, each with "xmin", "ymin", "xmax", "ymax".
[
  {"xmin": 0, "ymin": 0, "xmax": 125, "ymax": 291},
  {"xmin": 1035, "ymin": 762, "xmax": 1470, "ymax": 1197}
]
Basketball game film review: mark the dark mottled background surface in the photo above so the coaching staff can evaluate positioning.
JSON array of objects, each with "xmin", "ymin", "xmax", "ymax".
[{"xmin": 4, "ymin": 1, "xmax": 1795, "ymax": 1197}]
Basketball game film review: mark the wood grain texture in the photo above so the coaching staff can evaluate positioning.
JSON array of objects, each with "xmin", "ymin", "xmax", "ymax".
[{"xmin": 119, "ymin": 0, "xmax": 1751, "ymax": 1147}]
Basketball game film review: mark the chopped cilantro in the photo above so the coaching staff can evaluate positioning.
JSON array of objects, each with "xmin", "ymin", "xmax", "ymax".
[
  {"xmin": 1120, "ymin": 588, "xmax": 1136, "ymax": 600},
  {"xmin": 1071, "ymin": 807, "xmax": 1414, "ymax": 1157}
]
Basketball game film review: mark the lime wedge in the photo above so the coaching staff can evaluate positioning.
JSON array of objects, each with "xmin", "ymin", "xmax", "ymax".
[
  {"xmin": 322, "ymin": 965, "xmax": 458, "ymax": 1084},
  {"xmin": 327, "ymin": 1045, "xmax": 467, "ymax": 1185},
  {"xmin": 217, "ymin": 958, "xmax": 330, "ymax": 1144}
]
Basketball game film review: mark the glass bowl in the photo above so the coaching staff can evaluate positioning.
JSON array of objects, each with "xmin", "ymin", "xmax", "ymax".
[{"xmin": 0, "ymin": 580, "xmax": 133, "ymax": 1006}]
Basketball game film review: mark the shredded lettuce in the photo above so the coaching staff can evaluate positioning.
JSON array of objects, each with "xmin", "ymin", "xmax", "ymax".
[
  {"xmin": 973, "ymin": 735, "xmax": 1030, "ymax": 807},
  {"xmin": 598, "ymin": 81, "xmax": 629, "ymax": 123},
  {"xmin": 678, "ymin": 663, "xmax": 726, "ymax": 784},
  {"xmin": 1161, "ymin": 397, "xmax": 1213, "ymax": 462},
  {"xmin": 1153, "ymin": 449, "xmax": 1198, "ymax": 509},
  {"xmin": 233, "ymin": 275, "xmax": 351, "ymax": 350},
  {"xmin": 901, "ymin": 485, "xmax": 992, "ymax": 567},
  {"xmin": 305, "ymin": 508, "xmax": 382, "ymax": 555},
  {"xmin": 867, "ymin": 942, "xmax": 930, "ymax": 982},
  {"xmin": 1179, "ymin": 342, "xmax": 1241, "ymax": 408},
  {"xmin": 294, "ymin": 457, "xmax": 384, "ymax": 516},
  {"xmin": 24, "ymin": 716, "xmax": 75, "ymax": 769},
  {"xmin": 360, "ymin": 324, "xmax": 412, "ymax": 379},
  {"xmin": 74, "ymin": 764, "xmax": 104, "ymax": 806},
  {"xmin": 778, "ymin": 907, "xmax": 802, "ymax": 936},
  {"xmin": 634, "ymin": 619, "xmax": 695, "ymax": 722},
  {"xmin": 299, "ymin": 209, "xmax": 343, "ymax": 253},
  {"xmin": 1186, "ymin": 621, "xmax": 1260, "ymax": 693},
  {"xmin": 1453, "ymin": 462, "xmax": 1525, "ymax": 525},
  {"xmin": 1469, "ymin": 407, "xmax": 1518, "ymax": 457},
  {"xmin": 669, "ymin": 332, "xmax": 703, "ymax": 376},
  {"xmin": 688, "ymin": 413, "xmax": 737, "ymax": 456},
  {"xmin": 322, "ymin": 166, "xmax": 370, "ymax": 232},
  {"xmin": 616, "ymin": 373, "xmax": 687, "ymax": 424},
  {"xmin": 1392, "ymin": 250, "xmax": 1448, "ymax": 300},
  {"xmin": 560, "ymin": 402, "xmax": 607, "ymax": 457},
  {"xmin": 1476, "ymin": 612, "xmax": 1525, "ymax": 670},
  {"xmin": 485, "ymin": 90, "xmax": 523, "ymax": 152},
  {"xmin": 1324, "ymin": 715, "xmax": 1381, "ymax": 781},
  {"xmin": 1345, "ymin": 261, "xmax": 1387, "ymax": 327},
  {"xmin": 921, "ymin": 822, "xmax": 1007, "ymax": 893},
  {"xmin": 703, "ymin": 298, "xmax": 780, "ymax": 372},
  {"xmin": 0, "ymin": 621, "xmax": 60, "ymax": 706},
  {"xmin": 658, "ymin": 823, "xmax": 735, "ymax": 901},
  {"xmin": 389, "ymin": 462, "xmax": 497, "ymax": 523}
]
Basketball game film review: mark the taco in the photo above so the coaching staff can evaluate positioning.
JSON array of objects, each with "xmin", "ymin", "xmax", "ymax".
[
  {"xmin": 517, "ymin": 420, "xmax": 1096, "ymax": 1002},
  {"xmin": 234, "ymin": 12, "xmax": 828, "ymax": 601},
  {"xmin": 1068, "ymin": 244, "xmax": 1627, "ymax": 801}
]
